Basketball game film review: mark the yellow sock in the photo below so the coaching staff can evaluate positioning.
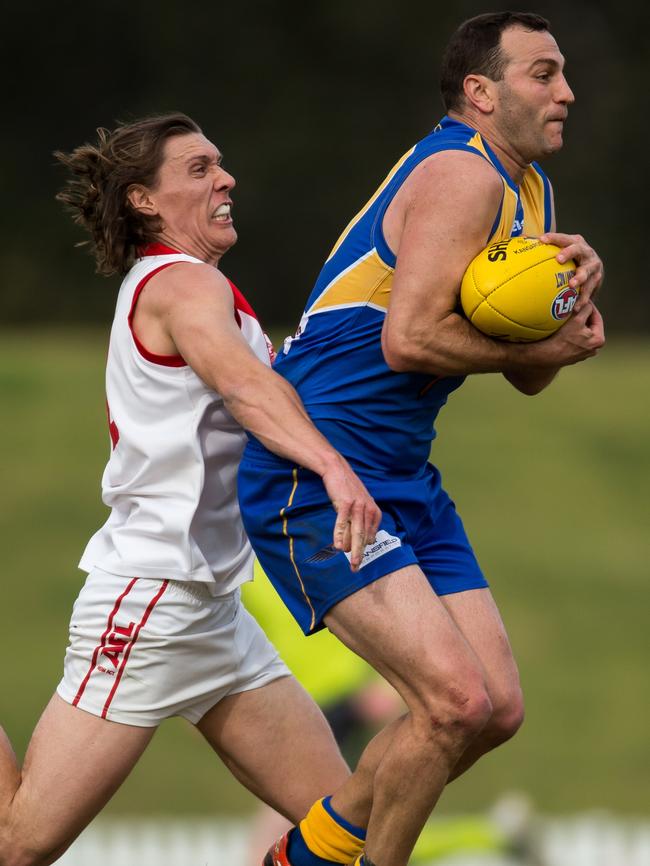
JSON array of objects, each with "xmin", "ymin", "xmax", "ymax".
[{"xmin": 298, "ymin": 797, "xmax": 366, "ymax": 863}]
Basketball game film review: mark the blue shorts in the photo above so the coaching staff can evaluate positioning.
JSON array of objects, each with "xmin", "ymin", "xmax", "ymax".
[{"xmin": 238, "ymin": 443, "xmax": 488, "ymax": 635}]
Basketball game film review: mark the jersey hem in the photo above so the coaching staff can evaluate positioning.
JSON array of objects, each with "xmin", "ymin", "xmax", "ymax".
[{"xmin": 78, "ymin": 560, "xmax": 253, "ymax": 592}]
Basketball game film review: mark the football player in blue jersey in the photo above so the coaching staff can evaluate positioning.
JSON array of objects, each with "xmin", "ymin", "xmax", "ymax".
[{"xmin": 240, "ymin": 11, "xmax": 605, "ymax": 866}]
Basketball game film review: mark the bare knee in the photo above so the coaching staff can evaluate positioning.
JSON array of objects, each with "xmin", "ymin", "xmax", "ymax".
[
  {"xmin": 484, "ymin": 686, "xmax": 525, "ymax": 747},
  {"xmin": 414, "ymin": 676, "xmax": 494, "ymax": 757}
]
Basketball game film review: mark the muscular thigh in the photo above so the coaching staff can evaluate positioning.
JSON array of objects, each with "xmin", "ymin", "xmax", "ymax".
[
  {"xmin": 324, "ymin": 566, "xmax": 487, "ymax": 710},
  {"xmin": 11, "ymin": 695, "xmax": 154, "ymax": 859},
  {"xmin": 440, "ymin": 588, "xmax": 521, "ymax": 706}
]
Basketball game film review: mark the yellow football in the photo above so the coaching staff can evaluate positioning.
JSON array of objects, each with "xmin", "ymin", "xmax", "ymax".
[{"xmin": 460, "ymin": 237, "xmax": 579, "ymax": 342}]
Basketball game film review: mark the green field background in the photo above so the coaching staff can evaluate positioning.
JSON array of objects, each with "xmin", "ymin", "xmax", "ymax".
[{"xmin": 0, "ymin": 329, "xmax": 648, "ymax": 817}]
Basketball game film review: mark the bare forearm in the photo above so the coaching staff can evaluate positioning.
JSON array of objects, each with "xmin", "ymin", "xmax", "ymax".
[
  {"xmin": 222, "ymin": 368, "xmax": 343, "ymax": 476},
  {"xmin": 384, "ymin": 311, "xmax": 558, "ymax": 377}
]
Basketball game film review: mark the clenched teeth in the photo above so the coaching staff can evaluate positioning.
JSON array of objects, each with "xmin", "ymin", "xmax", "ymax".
[{"xmin": 212, "ymin": 203, "xmax": 231, "ymax": 220}]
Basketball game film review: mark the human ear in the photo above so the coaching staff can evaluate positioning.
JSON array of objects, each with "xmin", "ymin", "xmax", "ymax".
[
  {"xmin": 127, "ymin": 184, "xmax": 158, "ymax": 216},
  {"xmin": 463, "ymin": 74, "xmax": 495, "ymax": 114}
]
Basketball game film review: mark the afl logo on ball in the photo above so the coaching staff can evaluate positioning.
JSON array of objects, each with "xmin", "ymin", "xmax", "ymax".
[{"xmin": 551, "ymin": 287, "xmax": 578, "ymax": 320}]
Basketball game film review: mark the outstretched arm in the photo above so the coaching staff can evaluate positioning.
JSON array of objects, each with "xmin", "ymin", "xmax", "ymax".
[{"xmin": 134, "ymin": 263, "xmax": 381, "ymax": 569}]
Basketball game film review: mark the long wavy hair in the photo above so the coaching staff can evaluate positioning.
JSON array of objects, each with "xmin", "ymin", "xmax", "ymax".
[{"xmin": 55, "ymin": 113, "xmax": 201, "ymax": 275}]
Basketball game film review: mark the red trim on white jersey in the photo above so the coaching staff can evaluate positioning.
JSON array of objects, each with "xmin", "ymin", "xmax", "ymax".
[
  {"xmin": 127, "ymin": 264, "xmax": 187, "ymax": 367},
  {"xmin": 139, "ymin": 243, "xmax": 181, "ymax": 257},
  {"xmin": 226, "ymin": 278, "xmax": 275, "ymax": 362},
  {"xmin": 73, "ymin": 578, "xmax": 137, "ymax": 706},
  {"xmin": 101, "ymin": 580, "xmax": 169, "ymax": 718},
  {"xmin": 227, "ymin": 277, "xmax": 257, "ymax": 327},
  {"xmin": 106, "ymin": 400, "xmax": 119, "ymax": 449},
  {"xmin": 136, "ymin": 243, "xmax": 263, "ymax": 338}
]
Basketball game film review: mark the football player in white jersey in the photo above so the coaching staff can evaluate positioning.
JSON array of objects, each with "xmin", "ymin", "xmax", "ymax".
[{"xmin": 0, "ymin": 113, "xmax": 380, "ymax": 866}]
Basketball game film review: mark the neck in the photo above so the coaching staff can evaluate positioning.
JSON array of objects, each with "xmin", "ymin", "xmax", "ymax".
[
  {"xmin": 448, "ymin": 108, "xmax": 530, "ymax": 185},
  {"xmin": 156, "ymin": 231, "xmax": 221, "ymax": 267}
]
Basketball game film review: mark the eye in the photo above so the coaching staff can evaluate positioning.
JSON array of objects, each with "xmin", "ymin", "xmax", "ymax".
[{"xmin": 536, "ymin": 72, "xmax": 551, "ymax": 81}]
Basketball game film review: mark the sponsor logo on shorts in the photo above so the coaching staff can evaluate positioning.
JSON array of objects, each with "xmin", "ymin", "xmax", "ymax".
[{"xmin": 345, "ymin": 530, "xmax": 401, "ymax": 569}]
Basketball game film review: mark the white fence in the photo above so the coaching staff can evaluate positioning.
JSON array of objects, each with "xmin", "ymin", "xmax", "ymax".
[
  {"xmin": 542, "ymin": 816, "xmax": 650, "ymax": 866},
  {"xmin": 56, "ymin": 815, "xmax": 650, "ymax": 866}
]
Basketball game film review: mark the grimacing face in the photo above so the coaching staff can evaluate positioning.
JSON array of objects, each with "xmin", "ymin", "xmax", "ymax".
[
  {"xmin": 492, "ymin": 26, "xmax": 575, "ymax": 163},
  {"xmin": 137, "ymin": 133, "xmax": 237, "ymax": 264}
]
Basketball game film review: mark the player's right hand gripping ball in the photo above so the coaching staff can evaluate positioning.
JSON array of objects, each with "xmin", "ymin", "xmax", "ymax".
[{"xmin": 460, "ymin": 237, "xmax": 578, "ymax": 342}]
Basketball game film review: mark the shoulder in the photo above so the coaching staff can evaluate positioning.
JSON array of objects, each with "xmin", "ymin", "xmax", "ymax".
[
  {"xmin": 402, "ymin": 148, "xmax": 503, "ymax": 209},
  {"xmin": 150, "ymin": 260, "xmax": 230, "ymax": 293},
  {"xmin": 397, "ymin": 150, "xmax": 504, "ymax": 242},
  {"xmin": 139, "ymin": 261, "xmax": 234, "ymax": 313}
]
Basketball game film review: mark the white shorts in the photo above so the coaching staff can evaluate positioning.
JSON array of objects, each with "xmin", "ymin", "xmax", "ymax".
[{"xmin": 57, "ymin": 569, "xmax": 290, "ymax": 727}]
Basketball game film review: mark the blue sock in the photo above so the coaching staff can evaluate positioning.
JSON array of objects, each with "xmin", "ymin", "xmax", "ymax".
[
  {"xmin": 287, "ymin": 827, "xmax": 340, "ymax": 866},
  {"xmin": 286, "ymin": 796, "xmax": 366, "ymax": 866}
]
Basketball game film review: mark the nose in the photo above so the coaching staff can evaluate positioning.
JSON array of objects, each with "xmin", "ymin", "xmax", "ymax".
[
  {"xmin": 556, "ymin": 73, "xmax": 575, "ymax": 105},
  {"xmin": 214, "ymin": 167, "xmax": 236, "ymax": 191}
]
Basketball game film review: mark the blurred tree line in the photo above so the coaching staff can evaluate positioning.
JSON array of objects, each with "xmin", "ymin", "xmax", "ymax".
[{"xmin": 2, "ymin": 0, "xmax": 646, "ymax": 332}]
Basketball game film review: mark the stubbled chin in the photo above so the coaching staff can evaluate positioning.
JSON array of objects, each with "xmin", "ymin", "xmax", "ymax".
[{"xmin": 543, "ymin": 134, "xmax": 564, "ymax": 155}]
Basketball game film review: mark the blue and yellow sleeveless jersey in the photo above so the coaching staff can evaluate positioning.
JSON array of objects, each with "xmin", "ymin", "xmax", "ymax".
[{"xmin": 273, "ymin": 116, "xmax": 553, "ymax": 476}]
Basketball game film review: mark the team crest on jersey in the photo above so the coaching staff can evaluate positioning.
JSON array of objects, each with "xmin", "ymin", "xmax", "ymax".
[{"xmin": 551, "ymin": 285, "xmax": 579, "ymax": 320}]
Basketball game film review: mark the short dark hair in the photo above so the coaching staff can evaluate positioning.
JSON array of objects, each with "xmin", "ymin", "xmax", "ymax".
[
  {"xmin": 55, "ymin": 112, "xmax": 202, "ymax": 276},
  {"xmin": 440, "ymin": 12, "xmax": 550, "ymax": 112}
]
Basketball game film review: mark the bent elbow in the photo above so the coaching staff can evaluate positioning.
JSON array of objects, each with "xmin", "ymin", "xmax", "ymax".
[
  {"xmin": 382, "ymin": 335, "xmax": 418, "ymax": 372},
  {"xmin": 518, "ymin": 383, "xmax": 544, "ymax": 396},
  {"xmin": 504, "ymin": 370, "xmax": 556, "ymax": 396},
  {"xmin": 381, "ymin": 323, "xmax": 419, "ymax": 372},
  {"xmin": 383, "ymin": 346, "xmax": 411, "ymax": 372}
]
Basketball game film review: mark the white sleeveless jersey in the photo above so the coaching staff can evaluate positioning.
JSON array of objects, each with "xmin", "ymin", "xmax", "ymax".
[{"xmin": 79, "ymin": 244, "xmax": 274, "ymax": 595}]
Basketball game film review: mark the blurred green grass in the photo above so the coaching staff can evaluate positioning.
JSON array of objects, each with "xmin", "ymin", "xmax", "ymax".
[{"xmin": 0, "ymin": 328, "xmax": 648, "ymax": 816}]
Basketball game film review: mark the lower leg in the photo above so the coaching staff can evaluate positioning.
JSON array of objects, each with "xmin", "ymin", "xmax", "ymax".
[
  {"xmin": 322, "ymin": 569, "xmax": 502, "ymax": 866},
  {"xmin": 327, "ymin": 716, "xmax": 403, "ymax": 830},
  {"xmin": 282, "ymin": 575, "xmax": 520, "ymax": 866},
  {"xmin": 447, "ymin": 702, "xmax": 524, "ymax": 782},
  {"xmin": 198, "ymin": 676, "xmax": 350, "ymax": 825},
  {"xmin": 354, "ymin": 693, "xmax": 492, "ymax": 865},
  {"xmin": 330, "ymin": 689, "xmax": 523, "ymax": 840}
]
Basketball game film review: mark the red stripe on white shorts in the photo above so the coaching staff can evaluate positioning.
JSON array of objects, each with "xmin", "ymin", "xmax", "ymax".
[
  {"xmin": 73, "ymin": 578, "xmax": 138, "ymax": 707},
  {"xmin": 101, "ymin": 580, "xmax": 169, "ymax": 719}
]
